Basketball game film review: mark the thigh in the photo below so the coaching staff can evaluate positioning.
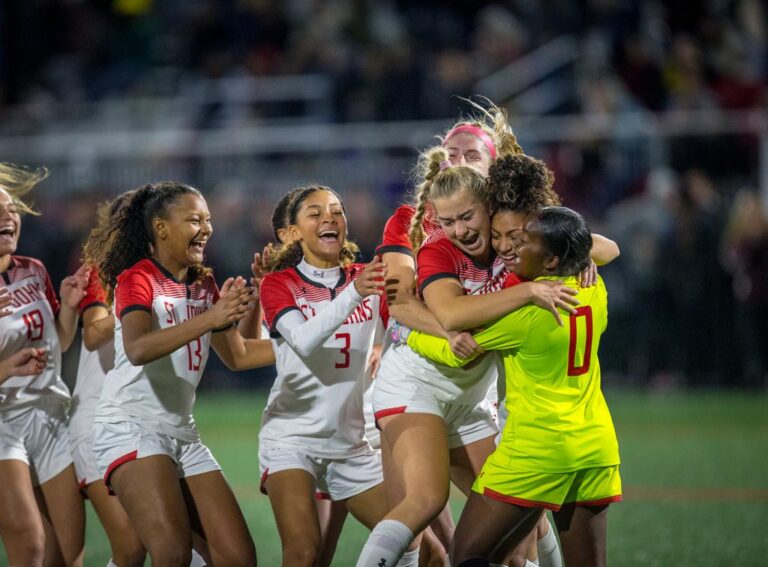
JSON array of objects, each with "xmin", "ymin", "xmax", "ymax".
[
  {"xmin": 449, "ymin": 433, "xmax": 497, "ymax": 495},
  {"xmin": 345, "ymin": 481, "xmax": 389, "ymax": 529},
  {"xmin": 0, "ymin": 459, "xmax": 44, "ymax": 562},
  {"xmin": 554, "ymin": 504, "xmax": 609, "ymax": 567},
  {"xmin": 85, "ymin": 480, "xmax": 144, "ymax": 557},
  {"xmin": 110, "ymin": 454, "xmax": 192, "ymax": 550},
  {"xmin": 38, "ymin": 464, "xmax": 85, "ymax": 566},
  {"xmin": 451, "ymin": 491, "xmax": 541, "ymax": 565},
  {"xmin": 181, "ymin": 470, "xmax": 256, "ymax": 565},
  {"xmin": 264, "ymin": 468, "xmax": 321, "ymax": 547}
]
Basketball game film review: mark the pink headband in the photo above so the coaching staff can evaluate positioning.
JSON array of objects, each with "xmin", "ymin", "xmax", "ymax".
[{"xmin": 443, "ymin": 124, "xmax": 498, "ymax": 160}]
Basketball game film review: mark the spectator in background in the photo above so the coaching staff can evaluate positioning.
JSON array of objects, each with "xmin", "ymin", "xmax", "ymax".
[{"xmin": 721, "ymin": 190, "xmax": 768, "ymax": 388}]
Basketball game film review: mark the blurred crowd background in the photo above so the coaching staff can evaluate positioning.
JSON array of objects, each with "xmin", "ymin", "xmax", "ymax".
[{"xmin": 1, "ymin": 0, "xmax": 766, "ymax": 389}]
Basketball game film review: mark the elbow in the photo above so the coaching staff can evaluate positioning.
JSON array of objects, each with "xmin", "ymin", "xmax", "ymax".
[
  {"xmin": 125, "ymin": 345, "xmax": 151, "ymax": 367},
  {"xmin": 436, "ymin": 314, "xmax": 463, "ymax": 333}
]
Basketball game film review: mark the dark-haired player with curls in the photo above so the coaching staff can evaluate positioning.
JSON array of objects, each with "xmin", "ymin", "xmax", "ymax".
[
  {"xmin": 88, "ymin": 181, "xmax": 275, "ymax": 566},
  {"xmin": 407, "ymin": 207, "xmax": 621, "ymax": 567}
]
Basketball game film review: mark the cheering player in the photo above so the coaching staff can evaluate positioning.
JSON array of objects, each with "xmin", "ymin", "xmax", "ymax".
[
  {"xmin": 407, "ymin": 207, "xmax": 621, "ymax": 567},
  {"xmin": 0, "ymin": 163, "xmax": 89, "ymax": 567},
  {"xmin": 89, "ymin": 181, "xmax": 275, "ymax": 566}
]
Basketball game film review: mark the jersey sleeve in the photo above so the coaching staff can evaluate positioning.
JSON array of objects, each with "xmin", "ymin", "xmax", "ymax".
[
  {"xmin": 375, "ymin": 206, "xmax": 414, "ymax": 257},
  {"xmin": 115, "ymin": 269, "xmax": 154, "ymax": 320},
  {"xmin": 502, "ymin": 272, "xmax": 522, "ymax": 289},
  {"xmin": 407, "ymin": 309, "xmax": 532, "ymax": 367},
  {"xmin": 79, "ymin": 268, "xmax": 108, "ymax": 313},
  {"xmin": 416, "ymin": 240, "xmax": 459, "ymax": 295},
  {"xmin": 260, "ymin": 273, "xmax": 302, "ymax": 334}
]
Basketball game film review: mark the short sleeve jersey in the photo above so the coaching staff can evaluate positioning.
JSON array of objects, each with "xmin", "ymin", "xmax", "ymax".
[
  {"xmin": 375, "ymin": 204, "xmax": 442, "ymax": 258},
  {"xmin": 260, "ymin": 263, "xmax": 387, "ymax": 458},
  {"xmin": 94, "ymin": 258, "xmax": 219, "ymax": 442},
  {"xmin": 69, "ymin": 268, "xmax": 115, "ymax": 440},
  {"xmin": 408, "ymin": 276, "xmax": 619, "ymax": 472},
  {"xmin": 0, "ymin": 256, "xmax": 68, "ymax": 416}
]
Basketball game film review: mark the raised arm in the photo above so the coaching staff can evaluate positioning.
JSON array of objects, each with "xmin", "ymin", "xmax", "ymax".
[
  {"xmin": 56, "ymin": 264, "xmax": 90, "ymax": 351},
  {"xmin": 590, "ymin": 233, "xmax": 620, "ymax": 266},
  {"xmin": 81, "ymin": 305, "xmax": 115, "ymax": 351}
]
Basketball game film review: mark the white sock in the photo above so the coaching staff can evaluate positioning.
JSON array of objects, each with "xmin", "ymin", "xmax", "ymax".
[
  {"xmin": 106, "ymin": 561, "xmax": 118, "ymax": 567},
  {"xmin": 356, "ymin": 519, "xmax": 414, "ymax": 567},
  {"xmin": 396, "ymin": 548, "xmax": 420, "ymax": 567},
  {"xmin": 190, "ymin": 548, "xmax": 207, "ymax": 567},
  {"xmin": 536, "ymin": 519, "xmax": 562, "ymax": 567}
]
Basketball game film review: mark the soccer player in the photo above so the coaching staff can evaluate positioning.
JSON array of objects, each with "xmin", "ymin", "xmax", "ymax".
[
  {"xmin": 407, "ymin": 207, "xmax": 621, "ymax": 567},
  {"xmin": 89, "ymin": 181, "xmax": 275, "ymax": 566},
  {"xmin": 258, "ymin": 185, "xmax": 424, "ymax": 567},
  {"xmin": 0, "ymin": 163, "xmax": 89, "ymax": 566},
  {"xmin": 357, "ymin": 149, "xmax": 581, "ymax": 567}
]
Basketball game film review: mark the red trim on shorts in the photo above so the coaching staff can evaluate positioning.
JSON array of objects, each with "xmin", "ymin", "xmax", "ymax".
[
  {"xmin": 483, "ymin": 488, "xmax": 561, "ymax": 511},
  {"xmin": 373, "ymin": 406, "xmax": 407, "ymax": 423},
  {"xmin": 315, "ymin": 491, "xmax": 331, "ymax": 501},
  {"xmin": 103, "ymin": 450, "xmax": 138, "ymax": 494},
  {"xmin": 260, "ymin": 468, "xmax": 270, "ymax": 495},
  {"xmin": 574, "ymin": 494, "xmax": 623, "ymax": 507}
]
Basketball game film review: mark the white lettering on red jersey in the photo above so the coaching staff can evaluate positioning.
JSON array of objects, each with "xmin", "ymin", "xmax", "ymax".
[
  {"xmin": 94, "ymin": 258, "xmax": 219, "ymax": 441},
  {"xmin": 0, "ymin": 256, "xmax": 68, "ymax": 415},
  {"xmin": 70, "ymin": 268, "xmax": 114, "ymax": 441},
  {"xmin": 259, "ymin": 259, "xmax": 387, "ymax": 458}
]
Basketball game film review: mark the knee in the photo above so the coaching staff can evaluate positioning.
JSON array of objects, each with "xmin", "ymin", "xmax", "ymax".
[
  {"xmin": 282, "ymin": 540, "xmax": 320, "ymax": 567},
  {"xmin": 1, "ymin": 520, "xmax": 45, "ymax": 565},
  {"xmin": 409, "ymin": 489, "xmax": 449, "ymax": 524},
  {"xmin": 217, "ymin": 540, "xmax": 257, "ymax": 567}
]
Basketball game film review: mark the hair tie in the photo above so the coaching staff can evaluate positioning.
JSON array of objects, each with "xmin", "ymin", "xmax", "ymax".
[
  {"xmin": 443, "ymin": 124, "xmax": 498, "ymax": 160},
  {"xmin": 439, "ymin": 160, "xmax": 452, "ymax": 171}
]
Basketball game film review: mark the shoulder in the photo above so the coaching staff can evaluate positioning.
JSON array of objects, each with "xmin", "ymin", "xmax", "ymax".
[
  {"xmin": 11, "ymin": 255, "xmax": 48, "ymax": 276},
  {"xmin": 389, "ymin": 204, "xmax": 415, "ymax": 225},
  {"xmin": 262, "ymin": 268, "xmax": 300, "ymax": 288}
]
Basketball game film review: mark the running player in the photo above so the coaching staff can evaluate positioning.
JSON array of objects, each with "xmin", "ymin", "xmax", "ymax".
[
  {"xmin": 259, "ymin": 186, "xmax": 423, "ymax": 567},
  {"xmin": 0, "ymin": 163, "xmax": 89, "ymax": 566},
  {"xmin": 89, "ymin": 181, "xmax": 275, "ymax": 565},
  {"xmin": 406, "ymin": 207, "xmax": 621, "ymax": 567}
]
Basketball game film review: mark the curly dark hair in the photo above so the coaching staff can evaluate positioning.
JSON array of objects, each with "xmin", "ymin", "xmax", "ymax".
[
  {"xmin": 96, "ymin": 181, "xmax": 211, "ymax": 302},
  {"xmin": 269, "ymin": 185, "xmax": 360, "ymax": 272},
  {"xmin": 487, "ymin": 154, "xmax": 560, "ymax": 216},
  {"xmin": 270, "ymin": 187, "xmax": 304, "ymax": 242},
  {"xmin": 536, "ymin": 206, "xmax": 592, "ymax": 276},
  {"xmin": 82, "ymin": 189, "xmax": 136, "ymax": 269}
]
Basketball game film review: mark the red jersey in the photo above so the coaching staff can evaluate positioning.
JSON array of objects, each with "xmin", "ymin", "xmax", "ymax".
[{"xmin": 375, "ymin": 204, "xmax": 442, "ymax": 258}]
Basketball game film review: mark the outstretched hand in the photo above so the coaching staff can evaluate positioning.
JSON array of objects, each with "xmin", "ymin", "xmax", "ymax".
[
  {"xmin": 578, "ymin": 260, "xmax": 598, "ymax": 288},
  {"xmin": 60, "ymin": 264, "xmax": 91, "ymax": 310},
  {"xmin": 354, "ymin": 257, "xmax": 387, "ymax": 298},
  {"xmin": 529, "ymin": 280, "xmax": 579, "ymax": 326},
  {"xmin": 250, "ymin": 244, "xmax": 274, "ymax": 293}
]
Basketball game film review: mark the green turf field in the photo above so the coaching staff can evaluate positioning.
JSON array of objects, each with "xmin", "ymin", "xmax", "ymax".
[{"xmin": 4, "ymin": 389, "xmax": 768, "ymax": 566}]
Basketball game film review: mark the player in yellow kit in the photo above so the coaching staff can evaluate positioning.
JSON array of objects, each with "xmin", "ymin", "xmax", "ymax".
[{"xmin": 407, "ymin": 206, "xmax": 620, "ymax": 567}]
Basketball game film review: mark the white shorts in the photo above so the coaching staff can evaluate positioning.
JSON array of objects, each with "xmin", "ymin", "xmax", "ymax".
[
  {"xmin": 93, "ymin": 421, "xmax": 221, "ymax": 490},
  {"xmin": 259, "ymin": 441, "xmax": 383, "ymax": 502},
  {"xmin": 70, "ymin": 433, "xmax": 100, "ymax": 488},
  {"xmin": 0, "ymin": 403, "xmax": 73, "ymax": 486}
]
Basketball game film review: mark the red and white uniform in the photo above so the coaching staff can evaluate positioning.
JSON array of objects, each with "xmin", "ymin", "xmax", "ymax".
[
  {"xmin": 0, "ymin": 256, "xmax": 68, "ymax": 414},
  {"xmin": 69, "ymin": 269, "xmax": 114, "ymax": 486},
  {"xmin": 375, "ymin": 204, "xmax": 442, "ymax": 258},
  {"xmin": 93, "ymin": 258, "xmax": 219, "ymax": 442},
  {"xmin": 0, "ymin": 256, "xmax": 73, "ymax": 485},
  {"xmin": 260, "ymin": 259, "xmax": 387, "ymax": 458},
  {"xmin": 372, "ymin": 234, "xmax": 505, "ymax": 447}
]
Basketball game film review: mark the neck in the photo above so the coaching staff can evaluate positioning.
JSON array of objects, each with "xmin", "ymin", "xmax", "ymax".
[
  {"xmin": 0, "ymin": 254, "xmax": 10, "ymax": 273},
  {"xmin": 152, "ymin": 252, "xmax": 188, "ymax": 282},
  {"xmin": 302, "ymin": 250, "xmax": 340, "ymax": 270}
]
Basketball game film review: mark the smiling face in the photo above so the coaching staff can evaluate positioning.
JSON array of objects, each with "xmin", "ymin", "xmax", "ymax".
[
  {"xmin": 491, "ymin": 210, "xmax": 529, "ymax": 272},
  {"xmin": 0, "ymin": 188, "xmax": 21, "ymax": 263},
  {"xmin": 153, "ymin": 192, "xmax": 212, "ymax": 272},
  {"xmin": 289, "ymin": 189, "xmax": 347, "ymax": 268},
  {"xmin": 432, "ymin": 188, "xmax": 491, "ymax": 262},
  {"xmin": 511, "ymin": 216, "xmax": 559, "ymax": 280},
  {"xmin": 444, "ymin": 131, "xmax": 494, "ymax": 176}
]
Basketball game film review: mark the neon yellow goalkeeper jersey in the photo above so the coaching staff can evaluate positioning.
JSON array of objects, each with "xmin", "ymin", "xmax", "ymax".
[{"xmin": 408, "ymin": 275, "xmax": 619, "ymax": 472}]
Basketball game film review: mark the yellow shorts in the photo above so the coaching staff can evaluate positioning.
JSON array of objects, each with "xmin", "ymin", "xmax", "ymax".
[{"xmin": 473, "ymin": 459, "xmax": 622, "ymax": 511}]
